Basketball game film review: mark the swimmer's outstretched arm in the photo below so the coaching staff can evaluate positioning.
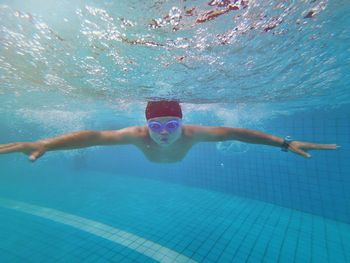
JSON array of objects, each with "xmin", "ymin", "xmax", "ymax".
[
  {"xmin": 189, "ymin": 125, "xmax": 339, "ymax": 158},
  {"xmin": 0, "ymin": 127, "xmax": 142, "ymax": 162}
]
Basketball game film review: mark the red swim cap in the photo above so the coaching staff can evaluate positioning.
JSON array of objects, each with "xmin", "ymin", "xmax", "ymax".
[{"xmin": 145, "ymin": 100, "xmax": 182, "ymax": 120}]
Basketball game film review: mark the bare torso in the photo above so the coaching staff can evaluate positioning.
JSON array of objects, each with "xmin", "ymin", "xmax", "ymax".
[{"xmin": 134, "ymin": 125, "xmax": 196, "ymax": 163}]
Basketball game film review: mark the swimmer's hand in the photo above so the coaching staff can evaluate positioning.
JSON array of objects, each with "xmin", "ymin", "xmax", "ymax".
[
  {"xmin": 287, "ymin": 141, "xmax": 340, "ymax": 158},
  {"xmin": 0, "ymin": 141, "xmax": 47, "ymax": 162},
  {"xmin": 0, "ymin": 128, "xmax": 141, "ymax": 162}
]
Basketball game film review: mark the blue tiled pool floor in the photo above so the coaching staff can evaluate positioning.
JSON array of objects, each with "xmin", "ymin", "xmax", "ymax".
[{"xmin": 0, "ymin": 171, "xmax": 349, "ymax": 263}]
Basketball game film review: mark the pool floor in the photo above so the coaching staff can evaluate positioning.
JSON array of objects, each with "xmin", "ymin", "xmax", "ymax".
[{"xmin": 0, "ymin": 170, "xmax": 349, "ymax": 263}]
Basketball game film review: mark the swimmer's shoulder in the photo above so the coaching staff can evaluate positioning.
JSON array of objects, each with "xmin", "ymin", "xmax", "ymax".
[
  {"xmin": 125, "ymin": 125, "xmax": 148, "ymax": 138},
  {"xmin": 182, "ymin": 125, "xmax": 203, "ymax": 140},
  {"xmin": 182, "ymin": 124, "xmax": 221, "ymax": 143},
  {"xmin": 114, "ymin": 126, "xmax": 149, "ymax": 144}
]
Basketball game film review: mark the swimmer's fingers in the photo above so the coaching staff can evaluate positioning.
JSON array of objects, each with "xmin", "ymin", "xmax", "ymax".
[
  {"xmin": 28, "ymin": 149, "xmax": 45, "ymax": 162},
  {"xmin": 0, "ymin": 143, "xmax": 23, "ymax": 154},
  {"xmin": 0, "ymin": 142, "xmax": 45, "ymax": 161},
  {"xmin": 0, "ymin": 143, "xmax": 17, "ymax": 149},
  {"xmin": 288, "ymin": 141, "xmax": 340, "ymax": 159},
  {"xmin": 288, "ymin": 145, "xmax": 311, "ymax": 158},
  {"xmin": 301, "ymin": 142, "xmax": 339, "ymax": 150}
]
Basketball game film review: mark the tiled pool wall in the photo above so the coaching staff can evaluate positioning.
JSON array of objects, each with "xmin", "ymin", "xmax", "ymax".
[
  {"xmin": 0, "ymin": 171, "xmax": 349, "ymax": 263},
  {"xmin": 85, "ymin": 105, "xmax": 350, "ymax": 224},
  {"xmin": 0, "ymin": 105, "xmax": 349, "ymax": 224}
]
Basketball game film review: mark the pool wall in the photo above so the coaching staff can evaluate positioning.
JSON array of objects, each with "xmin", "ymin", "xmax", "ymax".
[
  {"xmin": 83, "ymin": 104, "xmax": 350, "ymax": 224},
  {"xmin": 0, "ymin": 105, "xmax": 349, "ymax": 224}
]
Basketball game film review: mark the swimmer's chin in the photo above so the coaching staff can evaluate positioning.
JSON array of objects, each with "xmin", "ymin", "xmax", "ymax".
[
  {"xmin": 158, "ymin": 142, "xmax": 171, "ymax": 146},
  {"xmin": 155, "ymin": 140, "xmax": 173, "ymax": 147}
]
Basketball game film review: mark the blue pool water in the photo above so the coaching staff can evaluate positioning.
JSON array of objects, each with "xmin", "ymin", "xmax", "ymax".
[{"xmin": 0, "ymin": 0, "xmax": 350, "ymax": 262}]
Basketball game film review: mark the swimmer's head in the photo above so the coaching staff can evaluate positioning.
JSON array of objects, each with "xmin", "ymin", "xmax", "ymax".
[{"xmin": 145, "ymin": 100, "xmax": 183, "ymax": 146}]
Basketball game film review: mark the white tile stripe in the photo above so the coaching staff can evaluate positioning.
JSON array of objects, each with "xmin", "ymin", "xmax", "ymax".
[{"xmin": 0, "ymin": 198, "xmax": 197, "ymax": 263}]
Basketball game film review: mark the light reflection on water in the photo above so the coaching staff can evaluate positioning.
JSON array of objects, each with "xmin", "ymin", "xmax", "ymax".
[{"xmin": 0, "ymin": 0, "xmax": 349, "ymax": 115}]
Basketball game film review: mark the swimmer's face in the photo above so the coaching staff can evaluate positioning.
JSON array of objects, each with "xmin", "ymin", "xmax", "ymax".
[{"xmin": 147, "ymin": 116, "xmax": 182, "ymax": 146}]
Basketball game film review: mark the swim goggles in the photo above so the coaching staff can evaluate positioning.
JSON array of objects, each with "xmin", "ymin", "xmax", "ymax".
[{"xmin": 147, "ymin": 119, "xmax": 181, "ymax": 133}]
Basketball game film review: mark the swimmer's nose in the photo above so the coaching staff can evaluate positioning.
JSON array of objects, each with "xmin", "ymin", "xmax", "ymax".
[{"xmin": 160, "ymin": 129, "xmax": 169, "ymax": 135}]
